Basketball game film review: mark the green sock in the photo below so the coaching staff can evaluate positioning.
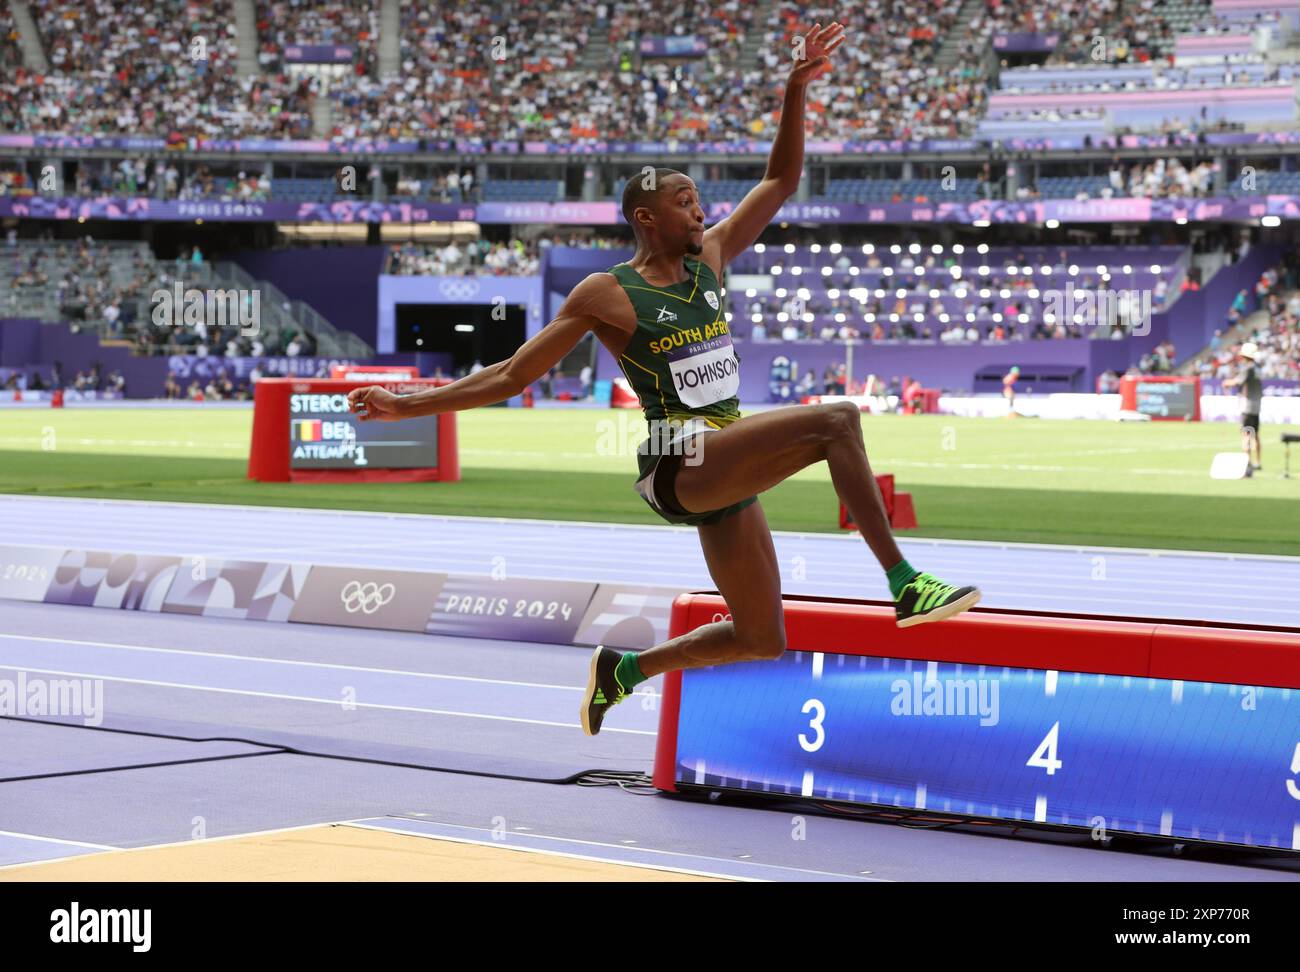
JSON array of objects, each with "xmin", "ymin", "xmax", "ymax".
[
  {"xmin": 614, "ymin": 651, "xmax": 646, "ymax": 692},
  {"xmin": 886, "ymin": 559, "xmax": 920, "ymax": 599}
]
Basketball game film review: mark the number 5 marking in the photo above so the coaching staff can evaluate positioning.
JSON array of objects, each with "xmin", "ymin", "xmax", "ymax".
[
  {"xmin": 1288, "ymin": 742, "xmax": 1300, "ymax": 801},
  {"xmin": 1027, "ymin": 721, "xmax": 1063, "ymax": 776},
  {"xmin": 799, "ymin": 698, "xmax": 825, "ymax": 753}
]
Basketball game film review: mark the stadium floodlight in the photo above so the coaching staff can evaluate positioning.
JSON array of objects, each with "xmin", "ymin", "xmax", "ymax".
[
  {"xmin": 1028, "ymin": 288, "xmax": 1040, "ymax": 299},
  {"xmin": 791, "ymin": 266, "xmax": 803, "ymax": 275},
  {"xmin": 914, "ymin": 267, "xmax": 926, "ymax": 275},
  {"xmin": 1045, "ymin": 313, "xmax": 1056, "ymax": 324},
  {"xmin": 803, "ymin": 313, "xmax": 815, "ymax": 322},
  {"xmin": 883, "ymin": 267, "xmax": 894, "ymax": 276},
  {"xmin": 1261, "ymin": 216, "xmax": 1281, "ymax": 228},
  {"xmin": 929, "ymin": 289, "xmax": 940, "ymax": 299},
  {"xmin": 875, "ymin": 289, "xmax": 886, "ymax": 298},
  {"xmin": 835, "ymin": 313, "xmax": 846, "ymax": 323},
  {"xmin": 1068, "ymin": 264, "xmax": 1079, "ymax": 275},
  {"xmin": 992, "ymin": 313, "xmax": 1003, "ymax": 322},
  {"xmin": 862, "ymin": 243, "xmax": 875, "ymax": 254},
  {"xmin": 776, "ymin": 288, "xmax": 787, "ymax": 297},
  {"xmin": 980, "ymin": 289, "xmax": 991, "ymax": 299},
  {"xmin": 889, "ymin": 314, "xmax": 900, "ymax": 322},
  {"xmin": 752, "ymin": 313, "xmax": 763, "ymax": 323},
  {"xmin": 1000, "ymin": 289, "xmax": 1011, "ymax": 299},
  {"xmin": 896, "ymin": 288, "xmax": 907, "ymax": 298},
  {"xmin": 973, "ymin": 219, "xmax": 991, "ymax": 228},
  {"xmin": 455, "ymin": 324, "xmax": 474, "ymax": 333},
  {"xmin": 1018, "ymin": 313, "xmax": 1029, "ymax": 323},
  {"xmin": 822, "ymin": 266, "xmax": 833, "ymax": 276},
  {"xmin": 955, "ymin": 288, "xmax": 968, "ymax": 298},
  {"xmin": 784, "ymin": 243, "xmax": 796, "ymax": 253},
  {"xmin": 1097, "ymin": 265, "xmax": 1107, "ymax": 274},
  {"xmin": 977, "ymin": 243, "xmax": 989, "ymax": 254},
  {"xmin": 889, "ymin": 244, "xmax": 902, "ymax": 254},
  {"xmin": 914, "ymin": 313, "xmax": 924, "ymax": 322},
  {"xmin": 798, "ymin": 288, "xmax": 811, "ymax": 300},
  {"xmin": 828, "ymin": 289, "xmax": 840, "ymax": 299},
  {"xmin": 829, "ymin": 243, "xmax": 843, "ymax": 254},
  {"xmin": 777, "ymin": 312, "xmax": 789, "ymax": 322},
  {"xmin": 950, "ymin": 266, "xmax": 962, "ymax": 277},
  {"xmin": 939, "ymin": 313, "xmax": 950, "ymax": 323},
  {"xmin": 746, "ymin": 288, "xmax": 757, "ymax": 297},
  {"xmin": 966, "ymin": 312, "xmax": 976, "ymax": 322},
  {"xmin": 952, "ymin": 244, "xmax": 965, "ymax": 254},
  {"xmin": 849, "ymin": 267, "xmax": 860, "ymax": 275},
  {"xmin": 810, "ymin": 244, "xmax": 822, "ymax": 253},
  {"xmin": 755, "ymin": 243, "xmax": 766, "ymax": 253},
  {"xmin": 773, "ymin": 266, "xmax": 784, "ymax": 275},
  {"xmin": 977, "ymin": 265, "xmax": 989, "ymax": 275},
  {"xmin": 1122, "ymin": 264, "xmax": 1132, "ymax": 274},
  {"xmin": 725, "ymin": 312, "xmax": 733, "ymax": 321},
  {"xmin": 1007, "ymin": 266, "xmax": 1018, "ymax": 275},
  {"xmin": 931, "ymin": 244, "xmax": 943, "ymax": 254},
  {"xmin": 909, "ymin": 243, "xmax": 922, "ymax": 254},
  {"xmin": 1045, "ymin": 219, "xmax": 1060, "ymax": 229},
  {"xmin": 864, "ymin": 313, "xmax": 876, "ymax": 322},
  {"xmin": 1039, "ymin": 265, "xmax": 1051, "ymax": 275},
  {"xmin": 1021, "ymin": 266, "xmax": 1032, "ymax": 275},
  {"xmin": 1149, "ymin": 264, "xmax": 1161, "ymax": 273}
]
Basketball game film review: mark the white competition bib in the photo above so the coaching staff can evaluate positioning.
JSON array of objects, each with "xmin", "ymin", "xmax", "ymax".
[{"xmin": 666, "ymin": 334, "xmax": 740, "ymax": 407}]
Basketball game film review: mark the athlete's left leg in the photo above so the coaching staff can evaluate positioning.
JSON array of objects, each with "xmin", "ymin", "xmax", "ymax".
[{"xmin": 672, "ymin": 402, "xmax": 979, "ymax": 627}]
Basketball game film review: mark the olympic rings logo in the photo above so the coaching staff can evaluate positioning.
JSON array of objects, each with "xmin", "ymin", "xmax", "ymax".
[
  {"xmin": 438, "ymin": 279, "xmax": 481, "ymax": 300},
  {"xmin": 340, "ymin": 580, "xmax": 396, "ymax": 614}
]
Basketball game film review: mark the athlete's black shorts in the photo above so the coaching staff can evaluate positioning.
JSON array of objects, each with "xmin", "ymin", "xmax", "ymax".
[
  {"xmin": 634, "ymin": 432, "xmax": 755, "ymax": 527},
  {"xmin": 1242, "ymin": 412, "xmax": 1260, "ymax": 435}
]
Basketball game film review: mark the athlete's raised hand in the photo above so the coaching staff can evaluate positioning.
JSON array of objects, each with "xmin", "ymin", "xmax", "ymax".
[
  {"xmin": 790, "ymin": 21, "xmax": 846, "ymax": 85},
  {"xmin": 347, "ymin": 385, "xmax": 404, "ymax": 421}
]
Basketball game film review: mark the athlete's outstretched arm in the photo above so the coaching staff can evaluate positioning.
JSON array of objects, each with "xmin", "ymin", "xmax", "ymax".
[
  {"xmin": 348, "ymin": 275, "xmax": 607, "ymax": 420},
  {"xmin": 705, "ymin": 21, "xmax": 844, "ymax": 267}
]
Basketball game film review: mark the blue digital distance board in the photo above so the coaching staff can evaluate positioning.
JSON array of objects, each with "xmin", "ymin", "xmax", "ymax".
[{"xmin": 674, "ymin": 650, "xmax": 1300, "ymax": 851}]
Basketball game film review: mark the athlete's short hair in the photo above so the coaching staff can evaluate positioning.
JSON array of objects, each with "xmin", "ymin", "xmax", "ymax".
[{"xmin": 621, "ymin": 167, "xmax": 686, "ymax": 230}]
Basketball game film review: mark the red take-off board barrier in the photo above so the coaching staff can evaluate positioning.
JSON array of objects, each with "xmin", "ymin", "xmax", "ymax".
[
  {"xmin": 652, "ymin": 592, "xmax": 1300, "ymax": 792},
  {"xmin": 247, "ymin": 377, "xmax": 458, "ymax": 484}
]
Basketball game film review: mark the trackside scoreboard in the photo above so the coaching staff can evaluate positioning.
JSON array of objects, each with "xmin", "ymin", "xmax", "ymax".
[
  {"xmin": 248, "ymin": 378, "xmax": 459, "ymax": 483},
  {"xmin": 1119, "ymin": 374, "xmax": 1201, "ymax": 420}
]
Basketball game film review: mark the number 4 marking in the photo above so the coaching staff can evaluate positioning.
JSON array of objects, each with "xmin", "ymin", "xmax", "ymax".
[{"xmin": 1028, "ymin": 722, "xmax": 1063, "ymax": 776}]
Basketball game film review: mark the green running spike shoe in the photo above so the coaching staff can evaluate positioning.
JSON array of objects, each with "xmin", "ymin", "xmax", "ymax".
[
  {"xmin": 580, "ymin": 645, "xmax": 629, "ymax": 736},
  {"xmin": 894, "ymin": 572, "xmax": 982, "ymax": 628}
]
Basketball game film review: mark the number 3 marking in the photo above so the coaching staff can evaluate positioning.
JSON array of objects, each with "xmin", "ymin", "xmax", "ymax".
[{"xmin": 799, "ymin": 698, "xmax": 825, "ymax": 753}]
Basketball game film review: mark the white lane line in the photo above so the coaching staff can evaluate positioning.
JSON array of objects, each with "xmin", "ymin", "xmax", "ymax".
[
  {"xmin": 0, "ymin": 633, "xmax": 653, "ymax": 698},
  {"xmin": 0, "ymin": 830, "xmax": 117, "ymax": 850},
  {"xmin": 0, "ymin": 665, "xmax": 655, "ymax": 736},
  {"xmin": 0, "ymin": 819, "xmax": 363, "ymax": 872},
  {"xmin": 3, "ymin": 495, "xmax": 1297, "ymax": 562},
  {"xmin": 352, "ymin": 819, "xmax": 886, "ymax": 882}
]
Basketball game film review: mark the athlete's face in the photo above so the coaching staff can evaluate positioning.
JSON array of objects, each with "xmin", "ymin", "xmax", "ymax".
[{"xmin": 659, "ymin": 177, "xmax": 706, "ymax": 256}]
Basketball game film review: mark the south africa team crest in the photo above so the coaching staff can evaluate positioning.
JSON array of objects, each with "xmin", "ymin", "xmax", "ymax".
[{"xmin": 704, "ymin": 290, "xmax": 719, "ymax": 310}]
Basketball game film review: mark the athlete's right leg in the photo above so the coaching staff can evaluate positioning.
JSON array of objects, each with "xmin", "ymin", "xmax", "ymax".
[
  {"xmin": 638, "ymin": 499, "xmax": 785, "ymax": 677},
  {"xmin": 579, "ymin": 501, "xmax": 783, "ymax": 735}
]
